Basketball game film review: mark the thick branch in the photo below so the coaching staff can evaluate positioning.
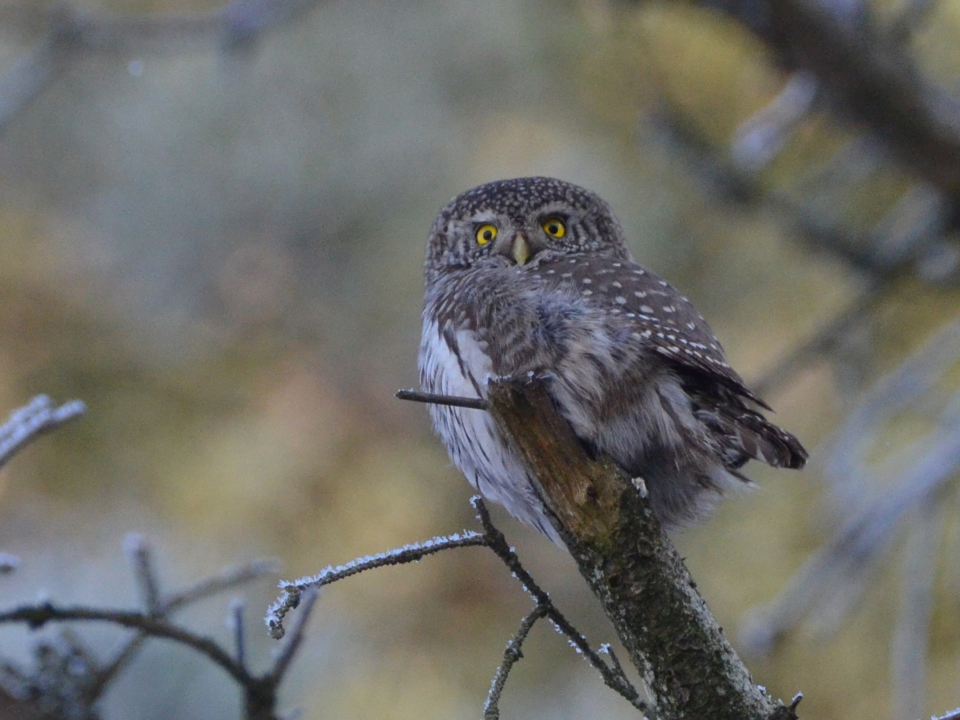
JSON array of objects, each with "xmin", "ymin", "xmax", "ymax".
[
  {"xmin": 697, "ymin": 0, "xmax": 960, "ymax": 198},
  {"xmin": 485, "ymin": 378, "xmax": 795, "ymax": 720}
]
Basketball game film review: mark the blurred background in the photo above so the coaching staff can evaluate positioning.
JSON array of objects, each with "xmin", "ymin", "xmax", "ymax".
[{"xmin": 0, "ymin": 0, "xmax": 959, "ymax": 718}]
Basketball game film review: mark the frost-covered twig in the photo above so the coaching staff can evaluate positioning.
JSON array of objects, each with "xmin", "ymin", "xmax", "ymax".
[
  {"xmin": 268, "ymin": 589, "xmax": 319, "ymax": 683},
  {"xmin": 0, "ymin": 395, "xmax": 85, "ymax": 471},
  {"xmin": 265, "ymin": 530, "xmax": 487, "ymax": 639},
  {"xmin": 473, "ymin": 498, "xmax": 649, "ymax": 715},
  {"xmin": 88, "ymin": 538, "xmax": 277, "ymax": 701},
  {"xmin": 264, "ymin": 489, "xmax": 647, "ymax": 714},
  {"xmin": 484, "ymin": 605, "xmax": 548, "ymax": 720}
]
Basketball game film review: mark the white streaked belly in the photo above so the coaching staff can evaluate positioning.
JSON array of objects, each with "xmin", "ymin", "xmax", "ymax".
[{"xmin": 418, "ymin": 318, "xmax": 560, "ymax": 541}]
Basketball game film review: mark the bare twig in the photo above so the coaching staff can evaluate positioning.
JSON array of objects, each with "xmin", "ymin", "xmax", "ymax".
[
  {"xmin": 472, "ymin": 498, "xmax": 649, "ymax": 715},
  {"xmin": 265, "ymin": 491, "xmax": 647, "ymax": 715},
  {"xmin": 0, "ymin": 603, "xmax": 251, "ymax": 685},
  {"xmin": 395, "ymin": 389, "xmax": 488, "ymax": 410},
  {"xmin": 17, "ymin": 549, "xmax": 281, "ymax": 707},
  {"xmin": 230, "ymin": 598, "xmax": 248, "ymax": 674},
  {"xmin": 164, "ymin": 558, "xmax": 280, "ymax": 613},
  {"xmin": 87, "ymin": 633, "xmax": 148, "ymax": 701},
  {"xmin": 484, "ymin": 604, "xmax": 548, "ymax": 720},
  {"xmin": 124, "ymin": 534, "xmax": 162, "ymax": 614},
  {"xmin": 101, "ymin": 555, "xmax": 276, "ymax": 695},
  {"xmin": 266, "ymin": 531, "xmax": 487, "ymax": 638},
  {"xmin": 0, "ymin": 395, "xmax": 85, "ymax": 471}
]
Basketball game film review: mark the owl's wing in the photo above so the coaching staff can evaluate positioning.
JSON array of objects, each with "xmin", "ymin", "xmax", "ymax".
[{"xmin": 557, "ymin": 255, "xmax": 772, "ymax": 410}]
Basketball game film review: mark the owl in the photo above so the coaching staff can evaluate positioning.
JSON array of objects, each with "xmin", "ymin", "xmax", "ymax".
[{"xmin": 418, "ymin": 177, "xmax": 806, "ymax": 543}]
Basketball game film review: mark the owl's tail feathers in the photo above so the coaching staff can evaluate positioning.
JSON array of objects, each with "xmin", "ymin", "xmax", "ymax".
[
  {"xmin": 698, "ymin": 401, "xmax": 808, "ymax": 472},
  {"xmin": 727, "ymin": 411, "xmax": 808, "ymax": 471}
]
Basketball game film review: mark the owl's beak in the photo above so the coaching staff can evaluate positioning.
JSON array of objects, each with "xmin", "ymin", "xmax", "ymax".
[{"xmin": 511, "ymin": 234, "xmax": 531, "ymax": 266}]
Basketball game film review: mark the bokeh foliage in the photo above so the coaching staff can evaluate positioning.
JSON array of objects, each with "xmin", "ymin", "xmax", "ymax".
[{"xmin": 2, "ymin": 1, "xmax": 960, "ymax": 718}]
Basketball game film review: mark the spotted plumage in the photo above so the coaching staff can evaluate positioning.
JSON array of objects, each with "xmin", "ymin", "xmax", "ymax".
[{"xmin": 419, "ymin": 177, "xmax": 806, "ymax": 542}]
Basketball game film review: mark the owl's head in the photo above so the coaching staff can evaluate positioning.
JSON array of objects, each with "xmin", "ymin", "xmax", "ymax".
[{"xmin": 425, "ymin": 177, "xmax": 630, "ymax": 280}]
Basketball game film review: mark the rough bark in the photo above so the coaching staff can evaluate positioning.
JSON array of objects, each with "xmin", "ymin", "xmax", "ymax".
[{"xmin": 486, "ymin": 377, "xmax": 798, "ymax": 720}]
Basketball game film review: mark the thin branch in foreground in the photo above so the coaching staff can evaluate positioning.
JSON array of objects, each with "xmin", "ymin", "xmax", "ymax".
[
  {"xmin": 484, "ymin": 604, "xmax": 548, "ymax": 720},
  {"xmin": 395, "ymin": 388, "xmax": 488, "ymax": 410},
  {"xmin": 600, "ymin": 644, "xmax": 630, "ymax": 689},
  {"xmin": 471, "ymin": 498, "xmax": 649, "ymax": 716},
  {"xmin": 0, "ymin": 395, "xmax": 86, "ymax": 471},
  {"xmin": 264, "ymin": 493, "xmax": 646, "ymax": 716},
  {"xmin": 265, "ymin": 531, "xmax": 487, "ymax": 639}
]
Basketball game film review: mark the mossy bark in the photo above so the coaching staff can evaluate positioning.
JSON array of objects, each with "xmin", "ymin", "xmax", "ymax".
[{"xmin": 486, "ymin": 378, "xmax": 798, "ymax": 720}]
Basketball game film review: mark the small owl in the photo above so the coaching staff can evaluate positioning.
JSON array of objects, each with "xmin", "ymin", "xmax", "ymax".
[{"xmin": 419, "ymin": 177, "xmax": 806, "ymax": 543}]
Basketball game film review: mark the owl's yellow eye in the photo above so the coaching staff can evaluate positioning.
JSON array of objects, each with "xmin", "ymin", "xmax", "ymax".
[
  {"xmin": 476, "ymin": 224, "xmax": 498, "ymax": 245},
  {"xmin": 542, "ymin": 218, "xmax": 566, "ymax": 238}
]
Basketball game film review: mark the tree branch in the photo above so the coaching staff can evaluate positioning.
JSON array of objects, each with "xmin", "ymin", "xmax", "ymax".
[
  {"xmin": 265, "ymin": 531, "xmax": 487, "ymax": 638},
  {"xmin": 696, "ymin": 0, "xmax": 960, "ymax": 198},
  {"xmin": 484, "ymin": 605, "xmax": 548, "ymax": 720},
  {"xmin": 485, "ymin": 377, "xmax": 797, "ymax": 720},
  {"xmin": 472, "ymin": 497, "xmax": 648, "ymax": 714},
  {"xmin": 0, "ymin": 603, "xmax": 251, "ymax": 686}
]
